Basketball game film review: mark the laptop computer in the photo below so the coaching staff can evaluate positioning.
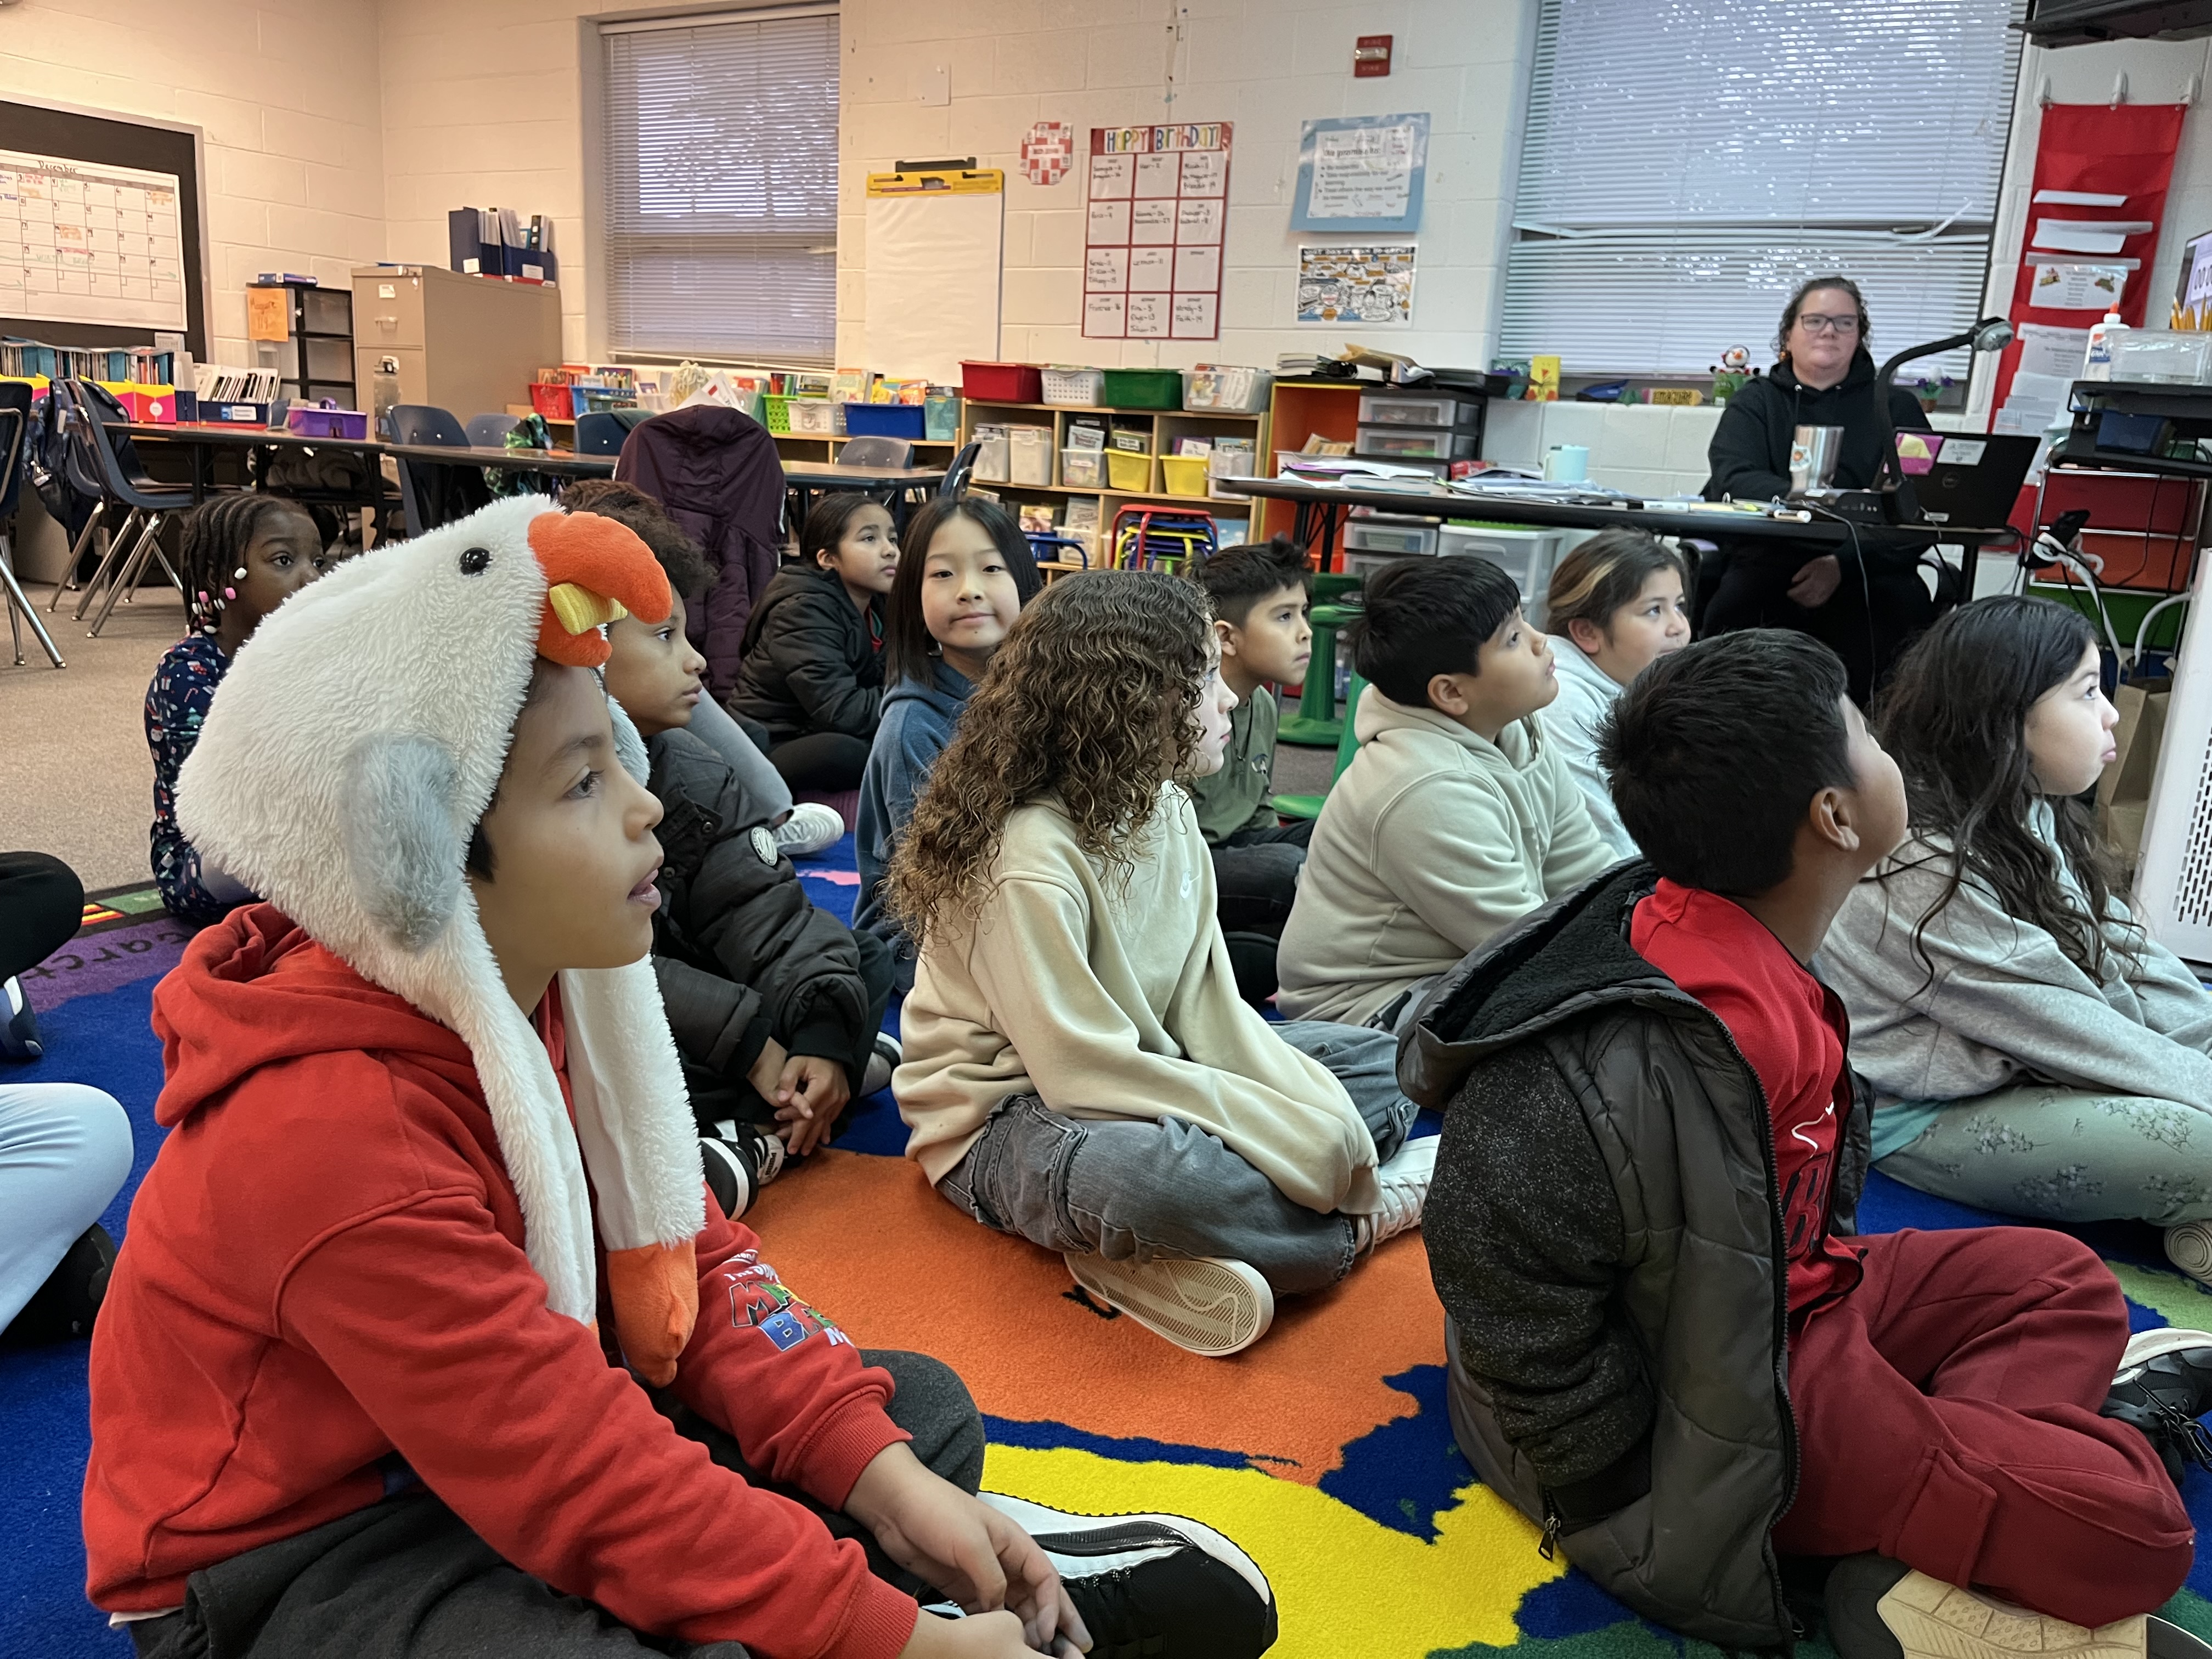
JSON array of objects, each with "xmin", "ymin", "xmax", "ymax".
[{"xmin": 1892, "ymin": 431, "xmax": 2040, "ymax": 530}]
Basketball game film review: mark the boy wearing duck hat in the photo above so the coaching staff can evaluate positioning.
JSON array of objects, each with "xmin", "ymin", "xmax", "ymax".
[{"xmin": 83, "ymin": 498, "xmax": 1276, "ymax": 1659}]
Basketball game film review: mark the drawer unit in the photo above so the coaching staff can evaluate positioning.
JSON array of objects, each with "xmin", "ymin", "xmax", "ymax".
[
  {"xmin": 1356, "ymin": 424, "xmax": 1480, "ymax": 461},
  {"xmin": 1358, "ymin": 393, "xmax": 1469, "ymax": 428},
  {"xmin": 1342, "ymin": 518, "xmax": 1439, "ymax": 556}
]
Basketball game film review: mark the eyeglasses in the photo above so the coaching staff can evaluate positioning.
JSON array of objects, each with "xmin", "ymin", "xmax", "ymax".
[{"xmin": 1797, "ymin": 313, "xmax": 1861, "ymax": 336}]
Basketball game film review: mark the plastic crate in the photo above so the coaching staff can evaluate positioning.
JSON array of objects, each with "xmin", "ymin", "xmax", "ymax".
[
  {"xmin": 1438, "ymin": 522, "xmax": 1567, "ymax": 610},
  {"xmin": 1160, "ymin": 455, "xmax": 1209, "ymax": 496},
  {"xmin": 961, "ymin": 361, "xmax": 1043, "ymax": 403},
  {"xmin": 1102, "ymin": 368, "xmax": 1183, "ymax": 410},
  {"xmin": 530, "ymin": 381, "xmax": 574, "ymax": 420},
  {"xmin": 1040, "ymin": 366, "xmax": 1105, "ymax": 405},
  {"xmin": 1105, "ymin": 450, "xmax": 1154, "ymax": 492},
  {"xmin": 762, "ymin": 394, "xmax": 792, "ymax": 435},
  {"xmin": 843, "ymin": 402, "xmax": 927, "ymax": 438},
  {"xmin": 1062, "ymin": 448, "xmax": 1106, "ymax": 488},
  {"xmin": 1182, "ymin": 366, "xmax": 1271, "ymax": 413},
  {"xmin": 787, "ymin": 398, "xmax": 839, "ymax": 435}
]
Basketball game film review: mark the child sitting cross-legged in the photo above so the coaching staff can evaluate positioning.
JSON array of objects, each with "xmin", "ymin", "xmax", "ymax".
[
  {"xmin": 578, "ymin": 482, "xmax": 900, "ymax": 1218},
  {"xmin": 856, "ymin": 496, "xmax": 1040, "ymax": 992},
  {"xmin": 732, "ymin": 493, "xmax": 900, "ymax": 792},
  {"xmin": 1410, "ymin": 628, "xmax": 2212, "ymax": 1659},
  {"xmin": 1823, "ymin": 596, "xmax": 2212, "ymax": 1283},
  {"xmin": 1278, "ymin": 554, "xmax": 1612, "ymax": 1033},
  {"xmin": 887, "ymin": 572, "xmax": 1435, "ymax": 1359},
  {"xmin": 86, "ymin": 496, "xmax": 1277, "ymax": 1659},
  {"xmin": 1184, "ymin": 536, "xmax": 1316, "ymax": 1005},
  {"xmin": 1537, "ymin": 527, "xmax": 1691, "ymax": 860}
]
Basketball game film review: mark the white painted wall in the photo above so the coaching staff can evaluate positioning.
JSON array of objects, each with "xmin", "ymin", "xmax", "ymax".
[{"xmin": 0, "ymin": 0, "xmax": 386, "ymax": 366}]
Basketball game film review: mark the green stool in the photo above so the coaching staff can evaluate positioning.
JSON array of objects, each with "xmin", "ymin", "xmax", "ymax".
[
  {"xmin": 1279, "ymin": 599, "xmax": 1362, "ymax": 747},
  {"xmin": 1272, "ymin": 673, "xmax": 1366, "ymax": 821}
]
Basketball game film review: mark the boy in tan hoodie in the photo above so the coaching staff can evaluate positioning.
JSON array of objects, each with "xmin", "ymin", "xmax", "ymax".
[{"xmin": 1278, "ymin": 555, "xmax": 1614, "ymax": 1031}]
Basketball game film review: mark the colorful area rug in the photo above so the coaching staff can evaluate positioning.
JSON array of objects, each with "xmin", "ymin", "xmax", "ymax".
[{"xmin": 9, "ymin": 846, "xmax": 2212, "ymax": 1659}]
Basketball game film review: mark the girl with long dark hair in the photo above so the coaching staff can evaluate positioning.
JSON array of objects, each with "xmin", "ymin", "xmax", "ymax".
[{"xmin": 1823, "ymin": 596, "xmax": 2212, "ymax": 1278}]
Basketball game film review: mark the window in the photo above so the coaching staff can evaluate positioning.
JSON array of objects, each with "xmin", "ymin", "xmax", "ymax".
[
  {"xmin": 1500, "ymin": 0, "xmax": 2024, "ymax": 381},
  {"xmin": 600, "ymin": 7, "xmax": 839, "ymax": 366}
]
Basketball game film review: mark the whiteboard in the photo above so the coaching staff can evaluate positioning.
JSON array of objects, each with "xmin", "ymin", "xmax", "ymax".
[
  {"xmin": 863, "ymin": 190, "xmax": 1002, "ymax": 385},
  {"xmin": 0, "ymin": 146, "xmax": 189, "ymax": 331}
]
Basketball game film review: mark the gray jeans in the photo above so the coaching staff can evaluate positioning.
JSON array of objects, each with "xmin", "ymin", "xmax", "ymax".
[
  {"xmin": 1880, "ymin": 1082, "xmax": 2212, "ymax": 1226},
  {"xmin": 936, "ymin": 1020, "xmax": 1417, "ymax": 1296}
]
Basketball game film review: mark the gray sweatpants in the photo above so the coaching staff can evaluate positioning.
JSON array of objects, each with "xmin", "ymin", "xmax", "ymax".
[
  {"xmin": 936, "ymin": 1020, "xmax": 1418, "ymax": 1297},
  {"xmin": 1879, "ymin": 1082, "xmax": 2212, "ymax": 1226}
]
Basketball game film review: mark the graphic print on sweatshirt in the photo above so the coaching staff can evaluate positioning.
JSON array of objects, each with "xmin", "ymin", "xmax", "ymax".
[{"xmin": 720, "ymin": 1250, "xmax": 853, "ymax": 1352}]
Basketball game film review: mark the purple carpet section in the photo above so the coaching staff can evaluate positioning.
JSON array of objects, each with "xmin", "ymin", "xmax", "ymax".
[{"xmin": 23, "ymin": 918, "xmax": 194, "ymax": 1013}]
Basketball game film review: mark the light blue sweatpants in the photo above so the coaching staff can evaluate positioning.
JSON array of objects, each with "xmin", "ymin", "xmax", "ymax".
[{"xmin": 1, "ymin": 1082, "xmax": 132, "ymax": 1328}]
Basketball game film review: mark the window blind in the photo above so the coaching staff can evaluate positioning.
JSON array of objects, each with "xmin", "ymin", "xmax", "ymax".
[
  {"xmin": 601, "ymin": 7, "xmax": 839, "ymax": 366},
  {"xmin": 1500, "ymin": 0, "xmax": 2024, "ymax": 379}
]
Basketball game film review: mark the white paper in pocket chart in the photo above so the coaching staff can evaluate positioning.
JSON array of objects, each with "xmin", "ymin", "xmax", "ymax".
[{"xmin": 1084, "ymin": 123, "xmax": 1231, "ymax": 340}]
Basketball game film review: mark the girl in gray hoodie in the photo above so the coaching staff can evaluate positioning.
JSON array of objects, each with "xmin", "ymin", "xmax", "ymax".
[{"xmin": 1822, "ymin": 596, "xmax": 2212, "ymax": 1281}]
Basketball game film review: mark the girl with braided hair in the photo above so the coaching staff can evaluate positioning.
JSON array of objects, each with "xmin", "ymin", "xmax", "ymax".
[{"xmin": 144, "ymin": 494, "xmax": 329, "ymax": 923}]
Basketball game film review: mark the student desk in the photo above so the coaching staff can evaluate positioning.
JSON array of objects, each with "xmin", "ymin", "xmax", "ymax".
[
  {"xmin": 118, "ymin": 422, "xmax": 388, "ymax": 506},
  {"xmin": 780, "ymin": 461, "xmax": 948, "ymax": 533},
  {"xmin": 380, "ymin": 442, "xmax": 617, "ymax": 478}
]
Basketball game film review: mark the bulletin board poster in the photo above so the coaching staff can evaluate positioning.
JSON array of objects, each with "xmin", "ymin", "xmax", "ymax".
[
  {"xmin": 1297, "ymin": 244, "xmax": 1416, "ymax": 326},
  {"xmin": 1290, "ymin": 114, "xmax": 1429, "ymax": 233},
  {"xmin": 1082, "ymin": 123, "xmax": 1231, "ymax": 341},
  {"xmin": 0, "ymin": 148, "xmax": 187, "ymax": 331}
]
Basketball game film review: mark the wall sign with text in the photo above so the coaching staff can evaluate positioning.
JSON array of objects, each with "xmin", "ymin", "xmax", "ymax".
[
  {"xmin": 1082, "ymin": 122, "xmax": 1231, "ymax": 341},
  {"xmin": 1290, "ymin": 114, "xmax": 1428, "ymax": 234}
]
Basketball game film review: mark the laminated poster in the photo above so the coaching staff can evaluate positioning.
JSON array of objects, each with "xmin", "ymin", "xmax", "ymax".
[
  {"xmin": 2028, "ymin": 262, "xmax": 2128, "ymax": 312},
  {"xmin": 1297, "ymin": 244, "xmax": 1415, "ymax": 326},
  {"xmin": 1291, "ymin": 114, "xmax": 1429, "ymax": 233},
  {"xmin": 1082, "ymin": 123, "xmax": 1230, "ymax": 341},
  {"xmin": 0, "ymin": 146, "xmax": 188, "ymax": 331}
]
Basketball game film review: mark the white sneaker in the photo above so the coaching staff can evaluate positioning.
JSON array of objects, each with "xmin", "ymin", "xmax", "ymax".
[
  {"xmin": 861, "ymin": 1031, "xmax": 902, "ymax": 1097},
  {"xmin": 1830, "ymin": 1557, "xmax": 2149, "ymax": 1659},
  {"xmin": 1352, "ymin": 1133, "xmax": 1437, "ymax": 1257},
  {"xmin": 772, "ymin": 802, "xmax": 845, "ymax": 858},
  {"xmin": 2166, "ymin": 1220, "xmax": 2212, "ymax": 1285},
  {"xmin": 1064, "ymin": 1252, "xmax": 1273, "ymax": 1357}
]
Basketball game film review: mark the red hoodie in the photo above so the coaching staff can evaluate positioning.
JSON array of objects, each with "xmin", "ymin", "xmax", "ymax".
[{"xmin": 84, "ymin": 906, "xmax": 919, "ymax": 1659}]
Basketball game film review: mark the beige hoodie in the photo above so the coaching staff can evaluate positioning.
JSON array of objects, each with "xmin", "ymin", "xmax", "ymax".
[
  {"xmin": 895, "ymin": 783, "xmax": 1382, "ymax": 1216},
  {"xmin": 1277, "ymin": 689, "xmax": 1616, "ymax": 1025}
]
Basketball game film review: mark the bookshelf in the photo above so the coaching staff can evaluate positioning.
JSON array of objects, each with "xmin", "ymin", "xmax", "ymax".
[
  {"xmin": 251, "ymin": 280, "xmax": 354, "ymax": 409},
  {"xmin": 957, "ymin": 399, "xmax": 1271, "ymax": 557}
]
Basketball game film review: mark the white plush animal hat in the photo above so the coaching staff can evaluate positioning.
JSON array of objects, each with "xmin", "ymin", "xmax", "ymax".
[{"xmin": 176, "ymin": 494, "xmax": 706, "ymax": 1380}]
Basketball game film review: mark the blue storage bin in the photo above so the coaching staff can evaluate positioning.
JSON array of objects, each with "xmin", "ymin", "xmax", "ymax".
[{"xmin": 843, "ymin": 402, "xmax": 927, "ymax": 438}]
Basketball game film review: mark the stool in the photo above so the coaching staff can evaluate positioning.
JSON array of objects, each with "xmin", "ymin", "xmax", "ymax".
[
  {"xmin": 1279, "ymin": 600, "xmax": 1360, "ymax": 747},
  {"xmin": 1272, "ymin": 672, "xmax": 1366, "ymax": 821}
]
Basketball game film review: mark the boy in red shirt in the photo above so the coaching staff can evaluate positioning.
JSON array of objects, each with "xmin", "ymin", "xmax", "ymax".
[
  {"xmin": 1408, "ymin": 629, "xmax": 2212, "ymax": 1659},
  {"xmin": 84, "ymin": 498, "xmax": 1274, "ymax": 1659}
]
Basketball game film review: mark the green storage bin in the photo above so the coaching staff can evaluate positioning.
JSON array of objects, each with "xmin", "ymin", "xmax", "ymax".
[{"xmin": 1102, "ymin": 368, "xmax": 1183, "ymax": 410}]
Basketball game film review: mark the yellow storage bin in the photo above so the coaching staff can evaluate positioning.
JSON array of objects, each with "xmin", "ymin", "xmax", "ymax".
[
  {"xmin": 1160, "ymin": 455, "xmax": 1209, "ymax": 496},
  {"xmin": 1106, "ymin": 450, "xmax": 1154, "ymax": 492}
]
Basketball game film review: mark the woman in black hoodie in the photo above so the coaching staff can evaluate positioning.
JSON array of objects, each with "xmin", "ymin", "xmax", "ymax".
[
  {"xmin": 729, "ymin": 493, "xmax": 899, "ymax": 789},
  {"xmin": 1701, "ymin": 275, "xmax": 1934, "ymax": 704}
]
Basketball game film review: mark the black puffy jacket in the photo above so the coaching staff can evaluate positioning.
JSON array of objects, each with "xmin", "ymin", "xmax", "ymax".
[
  {"xmin": 1402, "ymin": 863, "xmax": 1870, "ymax": 1650},
  {"xmin": 728, "ymin": 563, "xmax": 885, "ymax": 747},
  {"xmin": 647, "ymin": 727, "xmax": 871, "ymax": 1124}
]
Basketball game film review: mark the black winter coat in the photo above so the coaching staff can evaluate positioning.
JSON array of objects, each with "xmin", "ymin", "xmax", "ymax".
[
  {"xmin": 727, "ymin": 564, "xmax": 885, "ymax": 747},
  {"xmin": 1402, "ymin": 863, "xmax": 1870, "ymax": 1651},
  {"xmin": 647, "ymin": 727, "xmax": 871, "ymax": 1125}
]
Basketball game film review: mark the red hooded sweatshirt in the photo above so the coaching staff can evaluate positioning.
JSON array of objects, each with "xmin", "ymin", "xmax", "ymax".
[{"xmin": 84, "ymin": 906, "xmax": 920, "ymax": 1659}]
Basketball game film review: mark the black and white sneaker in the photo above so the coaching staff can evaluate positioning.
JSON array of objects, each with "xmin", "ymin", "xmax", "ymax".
[
  {"xmin": 699, "ymin": 1121, "xmax": 787, "ymax": 1221},
  {"xmin": 2102, "ymin": 1327, "xmax": 2212, "ymax": 1487},
  {"xmin": 1, "ymin": 975, "xmax": 41, "ymax": 1062},
  {"xmin": 979, "ymin": 1491, "xmax": 1277, "ymax": 1659},
  {"xmin": 861, "ymin": 1031, "xmax": 902, "ymax": 1098}
]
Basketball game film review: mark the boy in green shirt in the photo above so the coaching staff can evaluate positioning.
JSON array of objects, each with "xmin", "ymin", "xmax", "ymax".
[{"xmin": 1188, "ymin": 538, "xmax": 1315, "ymax": 1002}]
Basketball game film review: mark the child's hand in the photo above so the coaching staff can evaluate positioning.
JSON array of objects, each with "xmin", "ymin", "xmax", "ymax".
[
  {"xmin": 773, "ymin": 1054, "xmax": 851, "ymax": 1156},
  {"xmin": 898, "ymin": 1609, "xmax": 1081, "ymax": 1658},
  {"xmin": 746, "ymin": 1036, "xmax": 791, "ymax": 1102}
]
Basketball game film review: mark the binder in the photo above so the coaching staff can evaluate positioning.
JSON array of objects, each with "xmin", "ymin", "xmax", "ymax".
[{"xmin": 447, "ymin": 207, "xmax": 501, "ymax": 275}]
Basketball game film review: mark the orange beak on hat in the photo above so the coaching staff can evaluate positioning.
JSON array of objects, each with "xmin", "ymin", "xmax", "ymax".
[{"xmin": 528, "ymin": 510, "xmax": 674, "ymax": 669}]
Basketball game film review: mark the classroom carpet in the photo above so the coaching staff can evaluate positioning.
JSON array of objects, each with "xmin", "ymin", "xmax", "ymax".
[{"xmin": 13, "ymin": 848, "xmax": 2212, "ymax": 1659}]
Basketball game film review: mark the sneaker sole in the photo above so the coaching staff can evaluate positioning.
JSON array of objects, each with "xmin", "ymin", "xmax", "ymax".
[
  {"xmin": 2167, "ymin": 1225, "xmax": 2212, "ymax": 1283},
  {"xmin": 1065, "ymin": 1254, "xmax": 1273, "ymax": 1358},
  {"xmin": 1877, "ymin": 1569, "xmax": 2146, "ymax": 1659},
  {"xmin": 2115, "ymin": 1326, "xmax": 2212, "ymax": 1384},
  {"xmin": 977, "ymin": 1490, "xmax": 1274, "ymax": 1607}
]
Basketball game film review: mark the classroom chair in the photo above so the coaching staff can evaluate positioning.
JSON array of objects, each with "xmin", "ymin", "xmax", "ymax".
[
  {"xmin": 1278, "ymin": 588, "xmax": 1362, "ymax": 748},
  {"xmin": 1272, "ymin": 670, "xmax": 1365, "ymax": 822},
  {"xmin": 0, "ymin": 381, "xmax": 64, "ymax": 669},
  {"xmin": 837, "ymin": 436, "xmax": 912, "ymax": 469},
  {"xmin": 465, "ymin": 413, "xmax": 520, "ymax": 448},
  {"xmin": 939, "ymin": 441, "xmax": 979, "ymax": 500},
  {"xmin": 63, "ymin": 381, "xmax": 194, "ymax": 639},
  {"xmin": 575, "ymin": 409, "xmax": 650, "ymax": 456},
  {"xmin": 388, "ymin": 405, "xmax": 487, "ymax": 537}
]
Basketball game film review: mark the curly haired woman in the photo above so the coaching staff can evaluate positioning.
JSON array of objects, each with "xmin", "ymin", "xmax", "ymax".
[{"xmin": 884, "ymin": 572, "xmax": 1436, "ymax": 1358}]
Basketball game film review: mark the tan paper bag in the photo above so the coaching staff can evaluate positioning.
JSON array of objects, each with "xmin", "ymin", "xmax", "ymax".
[{"xmin": 2098, "ymin": 676, "xmax": 2170, "ymax": 871}]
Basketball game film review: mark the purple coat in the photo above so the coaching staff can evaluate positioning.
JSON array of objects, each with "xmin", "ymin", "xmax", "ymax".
[{"xmin": 614, "ymin": 405, "xmax": 786, "ymax": 701}]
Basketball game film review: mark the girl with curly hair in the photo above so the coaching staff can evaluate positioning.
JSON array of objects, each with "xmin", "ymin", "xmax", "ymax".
[
  {"xmin": 1823, "ymin": 596, "xmax": 2212, "ymax": 1279},
  {"xmin": 885, "ymin": 571, "xmax": 1435, "ymax": 1358}
]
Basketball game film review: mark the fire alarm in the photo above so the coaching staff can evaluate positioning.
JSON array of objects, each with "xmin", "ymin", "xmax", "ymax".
[{"xmin": 1354, "ymin": 34, "xmax": 1392, "ymax": 77}]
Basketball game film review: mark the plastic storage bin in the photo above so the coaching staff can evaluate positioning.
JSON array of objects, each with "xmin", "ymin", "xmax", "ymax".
[
  {"xmin": 530, "ymin": 382, "xmax": 574, "ymax": 420},
  {"xmin": 1008, "ymin": 425, "xmax": 1055, "ymax": 486},
  {"xmin": 1102, "ymin": 368, "xmax": 1183, "ymax": 410},
  {"xmin": 1357, "ymin": 425, "xmax": 1480, "ymax": 460},
  {"xmin": 961, "ymin": 362, "xmax": 1043, "ymax": 403},
  {"xmin": 2109, "ymin": 331, "xmax": 2212, "ymax": 385},
  {"xmin": 1344, "ymin": 518, "xmax": 1439, "ymax": 556},
  {"xmin": 843, "ymin": 402, "xmax": 927, "ymax": 438},
  {"xmin": 1160, "ymin": 455, "xmax": 1210, "ymax": 496},
  {"xmin": 287, "ymin": 400, "xmax": 368, "ymax": 439},
  {"xmin": 972, "ymin": 431, "xmax": 1012, "ymax": 483},
  {"xmin": 1345, "ymin": 549, "xmax": 1423, "ymax": 584},
  {"xmin": 1358, "ymin": 393, "xmax": 1467, "ymax": 427},
  {"xmin": 1062, "ymin": 448, "xmax": 1107, "ymax": 488},
  {"xmin": 1106, "ymin": 450, "xmax": 1154, "ymax": 492},
  {"xmin": 761, "ymin": 394, "xmax": 792, "ymax": 435},
  {"xmin": 787, "ymin": 399, "xmax": 840, "ymax": 435},
  {"xmin": 1183, "ymin": 366, "xmax": 1272, "ymax": 413},
  {"xmin": 1040, "ymin": 366, "xmax": 1105, "ymax": 405},
  {"xmin": 1206, "ymin": 448, "xmax": 1259, "ymax": 495},
  {"xmin": 1440, "ymin": 523, "xmax": 1567, "ymax": 608},
  {"xmin": 924, "ymin": 392, "xmax": 960, "ymax": 440}
]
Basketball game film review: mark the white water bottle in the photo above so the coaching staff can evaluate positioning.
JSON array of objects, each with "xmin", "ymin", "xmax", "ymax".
[{"xmin": 2083, "ymin": 309, "xmax": 2127, "ymax": 381}]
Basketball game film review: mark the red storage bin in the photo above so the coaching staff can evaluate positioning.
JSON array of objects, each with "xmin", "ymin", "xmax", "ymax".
[
  {"xmin": 2032, "ymin": 467, "xmax": 2204, "ymax": 593},
  {"xmin": 961, "ymin": 361, "xmax": 1042, "ymax": 403}
]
